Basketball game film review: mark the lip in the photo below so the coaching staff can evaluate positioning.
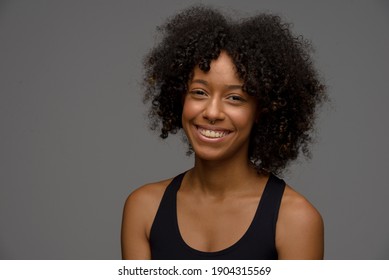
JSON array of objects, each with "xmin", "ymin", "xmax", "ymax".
[{"xmin": 194, "ymin": 125, "xmax": 232, "ymax": 142}]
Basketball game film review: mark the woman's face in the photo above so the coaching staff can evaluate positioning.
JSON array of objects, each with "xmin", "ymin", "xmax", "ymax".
[{"xmin": 182, "ymin": 51, "xmax": 258, "ymax": 162}]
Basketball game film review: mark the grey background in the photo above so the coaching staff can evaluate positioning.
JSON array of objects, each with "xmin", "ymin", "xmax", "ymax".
[{"xmin": 0, "ymin": 0, "xmax": 388, "ymax": 259}]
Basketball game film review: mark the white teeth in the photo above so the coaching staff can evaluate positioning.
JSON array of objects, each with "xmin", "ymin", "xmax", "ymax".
[{"xmin": 199, "ymin": 128, "xmax": 229, "ymax": 138}]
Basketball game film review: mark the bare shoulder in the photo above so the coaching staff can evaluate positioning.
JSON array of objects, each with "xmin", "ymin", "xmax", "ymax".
[
  {"xmin": 276, "ymin": 184, "xmax": 324, "ymax": 259},
  {"xmin": 125, "ymin": 178, "xmax": 172, "ymax": 205},
  {"xmin": 279, "ymin": 185, "xmax": 323, "ymax": 227},
  {"xmin": 123, "ymin": 177, "xmax": 173, "ymax": 232},
  {"xmin": 121, "ymin": 177, "xmax": 173, "ymax": 259}
]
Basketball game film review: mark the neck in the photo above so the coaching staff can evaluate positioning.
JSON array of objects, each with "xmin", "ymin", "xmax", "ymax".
[{"xmin": 186, "ymin": 155, "xmax": 259, "ymax": 196}]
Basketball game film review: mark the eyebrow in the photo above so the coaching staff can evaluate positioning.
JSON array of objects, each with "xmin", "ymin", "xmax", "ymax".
[{"xmin": 191, "ymin": 79, "xmax": 243, "ymax": 90}]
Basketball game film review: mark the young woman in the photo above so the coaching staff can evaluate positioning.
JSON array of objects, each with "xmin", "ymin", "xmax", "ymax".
[{"xmin": 121, "ymin": 5, "xmax": 326, "ymax": 260}]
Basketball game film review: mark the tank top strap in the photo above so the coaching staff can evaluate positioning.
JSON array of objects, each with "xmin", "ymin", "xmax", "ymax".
[
  {"xmin": 150, "ymin": 172, "xmax": 285, "ymax": 259},
  {"xmin": 149, "ymin": 172, "xmax": 186, "ymax": 258},
  {"xmin": 248, "ymin": 173, "xmax": 286, "ymax": 248},
  {"xmin": 151, "ymin": 171, "xmax": 185, "ymax": 226}
]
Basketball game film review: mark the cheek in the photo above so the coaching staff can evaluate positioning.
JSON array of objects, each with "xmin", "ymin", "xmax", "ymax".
[
  {"xmin": 182, "ymin": 98, "xmax": 201, "ymax": 121},
  {"xmin": 230, "ymin": 108, "xmax": 257, "ymax": 130},
  {"xmin": 181, "ymin": 100, "xmax": 195, "ymax": 136},
  {"xmin": 181, "ymin": 102, "xmax": 191, "ymax": 123}
]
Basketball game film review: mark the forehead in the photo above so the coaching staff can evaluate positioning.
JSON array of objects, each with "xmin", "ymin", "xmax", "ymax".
[{"xmin": 191, "ymin": 52, "xmax": 242, "ymax": 85}]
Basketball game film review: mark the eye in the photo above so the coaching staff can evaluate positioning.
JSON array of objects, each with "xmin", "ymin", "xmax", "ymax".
[
  {"xmin": 227, "ymin": 95, "xmax": 246, "ymax": 102},
  {"xmin": 189, "ymin": 89, "xmax": 207, "ymax": 98},
  {"xmin": 193, "ymin": 90, "xmax": 205, "ymax": 95}
]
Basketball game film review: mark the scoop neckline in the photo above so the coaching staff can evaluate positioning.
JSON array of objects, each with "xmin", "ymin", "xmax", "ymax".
[{"xmin": 173, "ymin": 172, "xmax": 271, "ymax": 257}]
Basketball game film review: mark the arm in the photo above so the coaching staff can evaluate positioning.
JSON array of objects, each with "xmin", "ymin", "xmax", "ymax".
[{"xmin": 276, "ymin": 187, "xmax": 324, "ymax": 259}]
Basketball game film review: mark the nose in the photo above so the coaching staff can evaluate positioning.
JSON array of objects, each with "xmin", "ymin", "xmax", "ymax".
[{"xmin": 203, "ymin": 97, "xmax": 224, "ymax": 123}]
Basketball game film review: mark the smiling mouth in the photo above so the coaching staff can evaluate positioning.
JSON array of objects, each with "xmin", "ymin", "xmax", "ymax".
[{"xmin": 197, "ymin": 127, "xmax": 231, "ymax": 138}]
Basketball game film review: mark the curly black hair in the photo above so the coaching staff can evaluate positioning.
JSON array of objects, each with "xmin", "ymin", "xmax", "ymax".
[{"xmin": 143, "ymin": 5, "xmax": 327, "ymax": 174}]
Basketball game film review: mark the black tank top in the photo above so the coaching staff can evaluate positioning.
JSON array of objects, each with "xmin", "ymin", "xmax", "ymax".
[{"xmin": 150, "ymin": 172, "xmax": 285, "ymax": 259}]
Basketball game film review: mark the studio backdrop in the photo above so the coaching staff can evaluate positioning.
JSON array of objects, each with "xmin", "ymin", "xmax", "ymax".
[{"xmin": 0, "ymin": 0, "xmax": 388, "ymax": 259}]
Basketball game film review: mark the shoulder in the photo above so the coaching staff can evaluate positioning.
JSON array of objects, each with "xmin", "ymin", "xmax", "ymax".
[
  {"xmin": 121, "ymin": 177, "xmax": 174, "ymax": 259},
  {"xmin": 278, "ymin": 185, "xmax": 323, "ymax": 227},
  {"xmin": 125, "ymin": 178, "xmax": 172, "ymax": 206},
  {"xmin": 122, "ymin": 177, "xmax": 173, "ymax": 237},
  {"xmin": 276, "ymin": 184, "xmax": 324, "ymax": 259}
]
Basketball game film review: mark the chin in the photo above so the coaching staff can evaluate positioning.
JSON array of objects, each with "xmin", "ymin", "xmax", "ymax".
[{"xmin": 191, "ymin": 146, "xmax": 224, "ymax": 161}]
